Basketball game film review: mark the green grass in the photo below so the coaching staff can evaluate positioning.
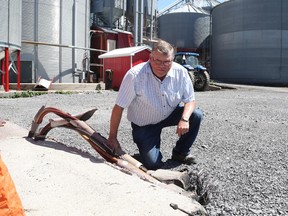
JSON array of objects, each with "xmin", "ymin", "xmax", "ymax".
[{"xmin": 1, "ymin": 90, "xmax": 74, "ymax": 98}]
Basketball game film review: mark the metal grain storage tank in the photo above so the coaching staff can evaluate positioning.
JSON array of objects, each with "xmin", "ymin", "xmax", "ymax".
[
  {"xmin": 211, "ymin": 0, "xmax": 288, "ymax": 85},
  {"xmin": 91, "ymin": 0, "xmax": 126, "ymax": 28},
  {"xmin": 21, "ymin": 0, "xmax": 90, "ymax": 83},
  {"xmin": 157, "ymin": 5, "xmax": 210, "ymax": 51},
  {"xmin": 126, "ymin": 0, "xmax": 156, "ymax": 22},
  {"xmin": 126, "ymin": 0, "xmax": 157, "ymax": 39},
  {"xmin": 0, "ymin": 0, "xmax": 21, "ymax": 58},
  {"xmin": 0, "ymin": 0, "xmax": 21, "ymax": 88}
]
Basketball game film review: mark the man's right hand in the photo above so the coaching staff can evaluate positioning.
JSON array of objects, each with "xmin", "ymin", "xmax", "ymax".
[{"xmin": 106, "ymin": 137, "xmax": 121, "ymax": 155}]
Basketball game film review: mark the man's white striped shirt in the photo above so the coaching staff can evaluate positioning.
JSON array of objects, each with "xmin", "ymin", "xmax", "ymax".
[{"xmin": 115, "ymin": 61, "xmax": 195, "ymax": 126}]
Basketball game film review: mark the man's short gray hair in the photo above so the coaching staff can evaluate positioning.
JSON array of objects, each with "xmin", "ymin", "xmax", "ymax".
[{"xmin": 152, "ymin": 39, "xmax": 175, "ymax": 57}]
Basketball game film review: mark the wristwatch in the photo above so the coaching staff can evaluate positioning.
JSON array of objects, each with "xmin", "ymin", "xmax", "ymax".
[{"xmin": 181, "ymin": 116, "xmax": 189, "ymax": 122}]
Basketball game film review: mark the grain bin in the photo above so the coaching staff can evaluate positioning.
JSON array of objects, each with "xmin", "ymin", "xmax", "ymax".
[
  {"xmin": 0, "ymin": 0, "xmax": 22, "ymax": 90},
  {"xmin": 157, "ymin": 4, "xmax": 210, "ymax": 52},
  {"xmin": 21, "ymin": 0, "xmax": 90, "ymax": 83},
  {"xmin": 211, "ymin": 0, "xmax": 288, "ymax": 85},
  {"xmin": 0, "ymin": 0, "xmax": 21, "ymax": 56},
  {"xmin": 91, "ymin": 0, "xmax": 126, "ymax": 28},
  {"xmin": 126, "ymin": 0, "xmax": 157, "ymax": 43},
  {"xmin": 126, "ymin": 0, "xmax": 156, "ymax": 23}
]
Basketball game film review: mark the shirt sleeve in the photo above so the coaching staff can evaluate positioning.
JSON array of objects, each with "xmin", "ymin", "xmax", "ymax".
[
  {"xmin": 115, "ymin": 70, "xmax": 136, "ymax": 109},
  {"xmin": 181, "ymin": 67, "xmax": 195, "ymax": 103}
]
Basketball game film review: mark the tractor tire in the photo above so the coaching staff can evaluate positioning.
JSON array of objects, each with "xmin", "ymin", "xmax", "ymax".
[
  {"xmin": 188, "ymin": 71, "xmax": 195, "ymax": 87},
  {"xmin": 194, "ymin": 71, "xmax": 210, "ymax": 91}
]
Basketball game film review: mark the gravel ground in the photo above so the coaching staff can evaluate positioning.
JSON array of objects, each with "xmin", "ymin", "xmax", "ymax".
[{"xmin": 1, "ymin": 85, "xmax": 288, "ymax": 215}]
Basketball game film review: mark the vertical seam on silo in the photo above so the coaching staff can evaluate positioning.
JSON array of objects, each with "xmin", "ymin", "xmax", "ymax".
[
  {"xmin": 34, "ymin": 0, "xmax": 38, "ymax": 82},
  {"xmin": 59, "ymin": 0, "xmax": 63, "ymax": 83},
  {"xmin": 8, "ymin": 0, "xmax": 10, "ymax": 46}
]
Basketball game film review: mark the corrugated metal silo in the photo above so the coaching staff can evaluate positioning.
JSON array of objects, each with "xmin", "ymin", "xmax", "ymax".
[
  {"xmin": 126, "ymin": 0, "xmax": 157, "ymax": 38},
  {"xmin": 0, "ymin": 0, "xmax": 22, "ymax": 59},
  {"xmin": 21, "ymin": 0, "xmax": 90, "ymax": 83},
  {"xmin": 158, "ymin": 12, "xmax": 210, "ymax": 51},
  {"xmin": 157, "ymin": 1, "xmax": 212, "ymax": 53},
  {"xmin": 91, "ymin": 0, "xmax": 126, "ymax": 28},
  {"xmin": 126, "ymin": 0, "xmax": 156, "ymax": 21},
  {"xmin": 211, "ymin": 0, "xmax": 288, "ymax": 85},
  {"xmin": 0, "ymin": 0, "xmax": 22, "ymax": 91}
]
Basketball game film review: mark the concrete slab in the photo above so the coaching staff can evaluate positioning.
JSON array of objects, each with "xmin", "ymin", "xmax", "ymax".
[{"xmin": 0, "ymin": 121, "xmax": 205, "ymax": 216}]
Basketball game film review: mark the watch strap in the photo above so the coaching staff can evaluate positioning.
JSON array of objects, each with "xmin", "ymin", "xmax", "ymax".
[{"xmin": 181, "ymin": 117, "xmax": 189, "ymax": 122}]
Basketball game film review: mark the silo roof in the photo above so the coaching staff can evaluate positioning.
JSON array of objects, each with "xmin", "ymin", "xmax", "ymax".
[
  {"xmin": 161, "ymin": 0, "xmax": 222, "ymax": 15},
  {"xmin": 170, "ymin": 4, "xmax": 209, "ymax": 14}
]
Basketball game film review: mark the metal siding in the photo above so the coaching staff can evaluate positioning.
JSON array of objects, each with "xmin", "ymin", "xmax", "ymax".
[
  {"xmin": 21, "ymin": 0, "xmax": 37, "ymax": 81},
  {"xmin": 37, "ymin": 0, "xmax": 60, "ymax": 80},
  {"xmin": 22, "ymin": 0, "xmax": 35, "ymax": 41},
  {"xmin": 0, "ymin": 0, "xmax": 9, "ymax": 49},
  {"xmin": 281, "ymin": 0, "xmax": 288, "ymax": 80},
  {"xmin": 91, "ymin": 0, "xmax": 126, "ymax": 26},
  {"xmin": 61, "ymin": 0, "xmax": 74, "ymax": 82},
  {"xmin": 211, "ymin": 0, "xmax": 288, "ymax": 85},
  {"xmin": 91, "ymin": 0, "xmax": 104, "ymax": 13},
  {"xmin": 126, "ymin": 0, "xmax": 155, "ymax": 18},
  {"xmin": 0, "ymin": 0, "xmax": 21, "ymax": 50},
  {"xmin": 75, "ymin": 0, "xmax": 89, "ymax": 82},
  {"xmin": 21, "ymin": 0, "xmax": 89, "ymax": 83},
  {"xmin": 9, "ymin": 0, "xmax": 22, "ymax": 49},
  {"xmin": 158, "ymin": 13, "xmax": 210, "ymax": 50}
]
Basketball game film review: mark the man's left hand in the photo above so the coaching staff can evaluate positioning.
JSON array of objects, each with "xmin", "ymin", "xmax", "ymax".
[{"xmin": 176, "ymin": 120, "xmax": 189, "ymax": 137}]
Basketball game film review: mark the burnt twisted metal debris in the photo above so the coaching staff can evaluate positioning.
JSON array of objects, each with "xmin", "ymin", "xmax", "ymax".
[{"xmin": 27, "ymin": 106, "xmax": 208, "ymax": 215}]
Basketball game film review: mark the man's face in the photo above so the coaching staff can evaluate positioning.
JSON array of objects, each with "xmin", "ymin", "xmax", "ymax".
[{"xmin": 150, "ymin": 51, "xmax": 173, "ymax": 78}]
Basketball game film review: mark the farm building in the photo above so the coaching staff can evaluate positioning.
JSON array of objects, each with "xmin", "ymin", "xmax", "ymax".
[{"xmin": 98, "ymin": 46, "xmax": 151, "ymax": 90}]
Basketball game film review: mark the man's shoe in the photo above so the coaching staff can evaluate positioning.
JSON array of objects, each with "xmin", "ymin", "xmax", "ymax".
[{"xmin": 172, "ymin": 153, "xmax": 197, "ymax": 165}]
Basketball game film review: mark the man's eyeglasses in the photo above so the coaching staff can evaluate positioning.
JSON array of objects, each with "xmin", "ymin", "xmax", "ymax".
[{"xmin": 152, "ymin": 57, "xmax": 172, "ymax": 66}]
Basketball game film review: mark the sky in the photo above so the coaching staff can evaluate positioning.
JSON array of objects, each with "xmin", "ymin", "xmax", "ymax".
[{"xmin": 157, "ymin": 0, "xmax": 226, "ymax": 11}]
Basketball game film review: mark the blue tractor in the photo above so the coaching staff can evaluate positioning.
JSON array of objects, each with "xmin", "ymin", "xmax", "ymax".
[{"xmin": 174, "ymin": 52, "xmax": 210, "ymax": 91}]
